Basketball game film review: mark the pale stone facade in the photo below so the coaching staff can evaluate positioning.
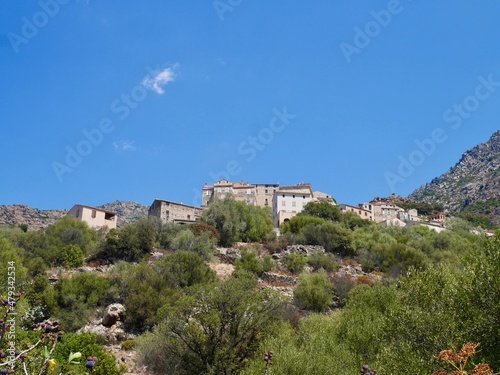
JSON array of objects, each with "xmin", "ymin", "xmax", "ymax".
[
  {"xmin": 67, "ymin": 204, "xmax": 117, "ymax": 230},
  {"xmin": 202, "ymin": 180, "xmax": 336, "ymax": 228},
  {"xmin": 255, "ymin": 184, "xmax": 279, "ymax": 208},
  {"xmin": 272, "ymin": 184, "xmax": 313, "ymax": 227},
  {"xmin": 359, "ymin": 202, "xmax": 419, "ymax": 223},
  {"xmin": 428, "ymin": 213, "xmax": 446, "ymax": 222},
  {"xmin": 148, "ymin": 199, "xmax": 203, "ymax": 224},
  {"xmin": 312, "ymin": 191, "xmax": 337, "ymax": 204},
  {"xmin": 202, "ymin": 180, "xmax": 277, "ymax": 208},
  {"xmin": 338, "ymin": 204, "xmax": 373, "ymax": 221}
]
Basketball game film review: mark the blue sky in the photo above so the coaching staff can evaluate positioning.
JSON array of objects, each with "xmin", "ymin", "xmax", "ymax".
[{"xmin": 1, "ymin": 1, "xmax": 500, "ymax": 210}]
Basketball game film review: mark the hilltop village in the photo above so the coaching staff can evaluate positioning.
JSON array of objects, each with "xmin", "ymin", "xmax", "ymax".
[{"xmin": 67, "ymin": 179, "xmax": 448, "ymax": 232}]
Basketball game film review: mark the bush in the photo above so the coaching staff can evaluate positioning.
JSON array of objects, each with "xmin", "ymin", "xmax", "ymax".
[
  {"xmin": 330, "ymin": 274, "xmax": 357, "ymax": 307},
  {"xmin": 294, "ymin": 271, "xmax": 334, "ymax": 312},
  {"xmin": 170, "ymin": 229, "xmax": 216, "ymax": 260},
  {"xmin": 284, "ymin": 253, "xmax": 307, "ymax": 274},
  {"xmin": 138, "ymin": 275, "xmax": 286, "ymax": 374},
  {"xmin": 235, "ymin": 249, "xmax": 275, "ymax": 276},
  {"xmin": 121, "ymin": 339, "xmax": 136, "ymax": 350},
  {"xmin": 307, "ymin": 252, "xmax": 338, "ymax": 271},
  {"xmin": 113, "ymin": 262, "xmax": 179, "ymax": 332},
  {"xmin": 53, "ymin": 332, "xmax": 126, "ymax": 375},
  {"xmin": 154, "ymin": 251, "xmax": 216, "ymax": 288},
  {"xmin": 265, "ymin": 235, "xmax": 288, "ymax": 253},
  {"xmin": 53, "ymin": 273, "xmax": 112, "ymax": 331}
]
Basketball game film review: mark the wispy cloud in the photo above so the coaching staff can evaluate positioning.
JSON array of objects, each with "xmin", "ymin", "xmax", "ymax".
[
  {"xmin": 113, "ymin": 140, "xmax": 137, "ymax": 151},
  {"xmin": 142, "ymin": 64, "xmax": 178, "ymax": 94}
]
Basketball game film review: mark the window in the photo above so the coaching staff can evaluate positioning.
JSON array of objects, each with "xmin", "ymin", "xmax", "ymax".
[
  {"xmin": 91, "ymin": 210, "xmax": 96, "ymax": 218},
  {"xmin": 76, "ymin": 209, "xmax": 80, "ymax": 217},
  {"xmin": 303, "ymin": 195, "xmax": 306, "ymax": 199},
  {"xmin": 292, "ymin": 201, "xmax": 296, "ymax": 207},
  {"xmin": 265, "ymin": 198, "xmax": 268, "ymax": 206},
  {"xmin": 247, "ymin": 189, "xmax": 251, "ymax": 195},
  {"xmin": 265, "ymin": 189, "xmax": 268, "ymax": 194},
  {"xmin": 225, "ymin": 187, "xmax": 229, "ymax": 193},
  {"xmin": 217, "ymin": 187, "xmax": 221, "ymax": 193},
  {"xmin": 205, "ymin": 191, "xmax": 210, "ymax": 195},
  {"xmin": 187, "ymin": 214, "xmax": 191, "ymax": 220},
  {"xmin": 292, "ymin": 195, "xmax": 295, "ymax": 198},
  {"xmin": 282, "ymin": 201, "xmax": 286, "ymax": 206}
]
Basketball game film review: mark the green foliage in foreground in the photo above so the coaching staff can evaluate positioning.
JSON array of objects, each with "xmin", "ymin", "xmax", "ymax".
[
  {"xmin": 137, "ymin": 274, "xmax": 287, "ymax": 375},
  {"xmin": 293, "ymin": 271, "xmax": 334, "ymax": 312},
  {"xmin": 243, "ymin": 232, "xmax": 499, "ymax": 375},
  {"xmin": 52, "ymin": 332, "xmax": 126, "ymax": 375},
  {"xmin": 241, "ymin": 314, "xmax": 358, "ymax": 375}
]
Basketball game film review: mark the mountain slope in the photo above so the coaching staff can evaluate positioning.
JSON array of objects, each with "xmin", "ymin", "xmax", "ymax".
[
  {"xmin": 0, "ymin": 205, "xmax": 67, "ymax": 231},
  {"xmin": 0, "ymin": 201, "xmax": 149, "ymax": 230},
  {"xmin": 99, "ymin": 200, "xmax": 148, "ymax": 227},
  {"xmin": 409, "ymin": 130, "xmax": 500, "ymax": 225}
]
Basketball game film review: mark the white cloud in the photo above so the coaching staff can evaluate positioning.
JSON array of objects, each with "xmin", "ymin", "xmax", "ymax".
[
  {"xmin": 113, "ymin": 140, "xmax": 137, "ymax": 151},
  {"xmin": 142, "ymin": 64, "xmax": 178, "ymax": 94}
]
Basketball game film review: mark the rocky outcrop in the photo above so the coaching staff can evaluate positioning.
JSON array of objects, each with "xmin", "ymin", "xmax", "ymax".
[
  {"xmin": 0, "ymin": 201, "xmax": 148, "ymax": 230},
  {"xmin": 409, "ymin": 130, "xmax": 500, "ymax": 225},
  {"xmin": 79, "ymin": 306, "xmax": 132, "ymax": 346},
  {"xmin": 271, "ymin": 245, "xmax": 326, "ymax": 261},
  {"xmin": 102, "ymin": 303, "xmax": 126, "ymax": 327},
  {"xmin": 0, "ymin": 204, "xmax": 66, "ymax": 230},
  {"xmin": 99, "ymin": 201, "xmax": 148, "ymax": 228},
  {"xmin": 216, "ymin": 247, "xmax": 242, "ymax": 264}
]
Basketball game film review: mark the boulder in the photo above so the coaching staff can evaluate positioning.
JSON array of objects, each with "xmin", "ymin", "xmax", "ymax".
[{"xmin": 102, "ymin": 303, "xmax": 125, "ymax": 327}]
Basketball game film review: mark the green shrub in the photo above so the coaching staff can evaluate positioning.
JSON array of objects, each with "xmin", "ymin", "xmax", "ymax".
[
  {"xmin": 307, "ymin": 252, "xmax": 338, "ymax": 271},
  {"xmin": 294, "ymin": 271, "xmax": 334, "ymax": 312},
  {"xmin": 284, "ymin": 253, "xmax": 307, "ymax": 274},
  {"xmin": 121, "ymin": 339, "xmax": 136, "ymax": 350},
  {"xmin": 53, "ymin": 332, "xmax": 126, "ymax": 375}
]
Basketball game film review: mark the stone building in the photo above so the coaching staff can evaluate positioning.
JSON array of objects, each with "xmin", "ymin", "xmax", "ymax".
[
  {"xmin": 360, "ymin": 202, "xmax": 419, "ymax": 223},
  {"xmin": 312, "ymin": 191, "xmax": 337, "ymax": 204},
  {"xmin": 338, "ymin": 204, "xmax": 373, "ymax": 221},
  {"xmin": 272, "ymin": 183, "xmax": 313, "ymax": 227},
  {"xmin": 428, "ymin": 212, "xmax": 446, "ymax": 223},
  {"xmin": 202, "ymin": 180, "xmax": 336, "ymax": 228},
  {"xmin": 67, "ymin": 204, "xmax": 117, "ymax": 230},
  {"xmin": 255, "ymin": 183, "xmax": 280, "ymax": 207},
  {"xmin": 202, "ymin": 180, "xmax": 277, "ymax": 208},
  {"xmin": 148, "ymin": 199, "xmax": 203, "ymax": 224}
]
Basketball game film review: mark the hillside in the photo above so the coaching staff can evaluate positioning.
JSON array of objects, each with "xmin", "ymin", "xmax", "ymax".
[
  {"xmin": 0, "ymin": 204, "xmax": 67, "ymax": 230},
  {"xmin": 409, "ymin": 130, "xmax": 500, "ymax": 225},
  {"xmin": 98, "ymin": 200, "xmax": 149, "ymax": 227},
  {"xmin": 0, "ymin": 201, "xmax": 148, "ymax": 230}
]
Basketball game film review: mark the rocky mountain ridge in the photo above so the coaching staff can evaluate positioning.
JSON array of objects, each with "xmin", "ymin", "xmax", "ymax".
[
  {"xmin": 0, "ymin": 200, "xmax": 148, "ymax": 230},
  {"xmin": 409, "ymin": 130, "xmax": 500, "ymax": 225}
]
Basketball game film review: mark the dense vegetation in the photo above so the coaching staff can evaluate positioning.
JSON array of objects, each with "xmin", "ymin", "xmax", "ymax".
[{"xmin": 0, "ymin": 199, "xmax": 498, "ymax": 374}]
